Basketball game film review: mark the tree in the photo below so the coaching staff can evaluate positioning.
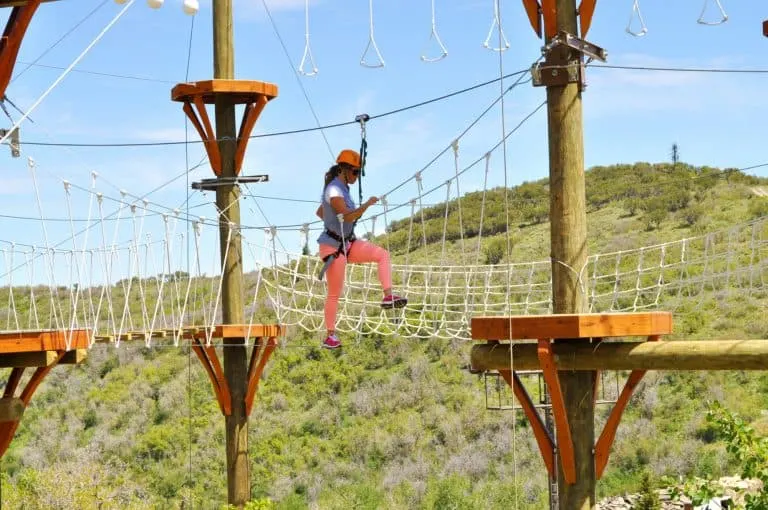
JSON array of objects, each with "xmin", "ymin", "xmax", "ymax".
[{"xmin": 636, "ymin": 471, "xmax": 661, "ymax": 510}]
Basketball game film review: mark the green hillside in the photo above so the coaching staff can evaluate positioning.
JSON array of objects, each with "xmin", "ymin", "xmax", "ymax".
[{"xmin": 1, "ymin": 162, "xmax": 767, "ymax": 509}]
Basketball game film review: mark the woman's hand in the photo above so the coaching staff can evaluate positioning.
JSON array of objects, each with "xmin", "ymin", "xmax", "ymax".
[{"xmin": 364, "ymin": 196, "xmax": 379, "ymax": 208}]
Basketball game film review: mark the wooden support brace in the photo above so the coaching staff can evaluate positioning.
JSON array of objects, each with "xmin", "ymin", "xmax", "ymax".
[
  {"xmin": 578, "ymin": 0, "xmax": 597, "ymax": 37},
  {"xmin": 498, "ymin": 369, "xmax": 555, "ymax": 477},
  {"xmin": 594, "ymin": 335, "xmax": 659, "ymax": 478},
  {"xmin": 0, "ymin": 398, "xmax": 24, "ymax": 422},
  {"xmin": 234, "ymin": 95, "xmax": 268, "ymax": 176},
  {"xmin": 537, "ymin": 338, "xmax": 576, "ymax": 484},
  {"xmin": 182, "ymin": 99, "xmax": 222, "ymax": 175},
  {"xmin": 245, "ymin": 336, "xmax": 278, "ymax": 416},
  {"xmin": 0, "ymin": 0, "xmax": 42, "ymax": 99},
  {"xmin": 521, "ymin": 0, "xmax": 543, "ymax": 38},
  {"xmin": 192, "ymin": 339, "xmax": 232, "ymax": 415},
  {"xmin": 540, "ymin": 0, "xmax": 558, "ymax": 39},
  {"xmin": 0, "ymin": 351, "xmax": 64, "ymax": 458}
]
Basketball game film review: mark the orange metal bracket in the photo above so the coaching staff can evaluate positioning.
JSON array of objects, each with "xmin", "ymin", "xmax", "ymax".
[
  {"xmin": 182, "ymin": 99, "xmax": 222, "ymax": 175},
  {"xmin": 498, "ymin": 369, "xmax": 555, "ymax": 477},
  {"xmin": 578, "ymin": 0, "xmax": 597, "ymax": 37},
  {"xmin": 0, "ymin": 350, "xmax": 64, "ymax": 458},
  {"xmin": 537, "ymin": 338, "xmax": 576, "ymax": 484},
  {"xmin": 594, "ymin": 335, "xmax": 659, "ymax": 478},
  {"xmin": 234, "ymin": 96, "xmax": 268, "ymax": 176},
  {"xmin": 245, "ymin": 336, "xmax": 278, "ymax": 416},
  {"xmin": 192, "ymin": 338, "xmax": 232, "ymax": 415},
  {"xmin": 0, "ymin": 0, "xmax": 42, "ymax": 99}
]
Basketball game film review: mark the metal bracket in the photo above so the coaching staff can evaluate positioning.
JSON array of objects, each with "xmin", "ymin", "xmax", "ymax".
[
  {"xmin": 192, "ymin": 174, "xmax": 269, "ymax": 191},
  {"xmin": 543, "ymin": 30, "xmax": 607, "ymax": 62},
  {"xmin": 531, "ymin": 61, "xmax": 584, "ymax": 88},
  {"xmin": 0, "ymin": 128, "xmax": 20, "ymax": 158},
  {"xmin": 532, "ymin": 30, "xmax": 607, "ymax": 89}
]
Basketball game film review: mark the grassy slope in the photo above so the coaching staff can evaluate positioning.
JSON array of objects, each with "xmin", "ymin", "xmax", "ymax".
[{"xmin": 1, "ymin": 163, "xmax": 767, "ymax": 509}]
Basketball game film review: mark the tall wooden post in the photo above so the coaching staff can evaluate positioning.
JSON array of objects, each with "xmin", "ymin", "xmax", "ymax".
[
  {"xmin": 545, "ymin": 0, "xmax": 593, "ymax": 507},
  {"xmin": 212, "ymin": 0, "xmax": 249, "ymax": 505}
]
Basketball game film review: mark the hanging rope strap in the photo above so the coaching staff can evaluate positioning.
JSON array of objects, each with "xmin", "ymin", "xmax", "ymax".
[
  {"xmin": 626, "ymin": 0, "xmax": 648, "ymax": 37},
  {"xmin": 360, "ymin": 0, "xmax": 385, "ymax": 68},
  {"xmin": 298, "ymin": 0, "xmax": 318, "ymax": 76},
  {"xmin": 483, "ymin": 0, "xmax": 510, "ymax": 51},
  {"xmin": 697, "ymin": 0, "xmax": 728, "ymax": 26},
  {"xmin": 421, "ymin": 0, "xmax": 448, "ymax": 62}
]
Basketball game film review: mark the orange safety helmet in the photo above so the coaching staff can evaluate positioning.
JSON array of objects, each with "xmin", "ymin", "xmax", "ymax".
[{"xmin": 336, "ymin": 149, "xmax": 361, "ymax": 169}]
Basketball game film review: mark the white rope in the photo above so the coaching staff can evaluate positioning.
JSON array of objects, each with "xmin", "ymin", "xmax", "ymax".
[
  {"xmin": 482, "ymin": 0, "xmax": 510, "ymax": 51},
  {"xmin": 360, "ymin": 0, "xmax": 385, "ymax": 68},
  {"xmin": 697, "ymin": 0, "xmax": 728, "ymax": 25},
  {"xmin": 298, "ymin": 0, "xmax": 318, "ymax": 76},
  {"xmin": 4, "ymin": 246, "xmax": 19, "ymax": 331},
  {"xmin": 626, "ymin": 0, "xmax": 648, "ymax": 37},
  {"xmin": 420, "ymin": 0, "xmax": 448, "ymax": 63},
  {"xmin": 0, "ymin": 0, "xmax": 135, "ymax": 147}
]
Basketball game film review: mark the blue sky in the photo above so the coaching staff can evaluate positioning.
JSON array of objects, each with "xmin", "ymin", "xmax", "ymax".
[{"xmin": 1, "ymin": 0, "xmax": 767, "ymax": 271}]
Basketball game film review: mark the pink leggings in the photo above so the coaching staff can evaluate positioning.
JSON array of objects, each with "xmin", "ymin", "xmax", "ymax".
[{"xmin": 319, "ymin": 240, "xmax": 392, "ymax": 332}]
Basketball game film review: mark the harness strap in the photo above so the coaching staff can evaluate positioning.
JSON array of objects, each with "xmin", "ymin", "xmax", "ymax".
[{"xmin": 317, "ymin": 229, "xmax": 357, "ymax": 281}]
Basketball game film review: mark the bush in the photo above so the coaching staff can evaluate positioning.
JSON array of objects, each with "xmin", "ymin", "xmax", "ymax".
[{"xmin": 636, "ymin": 471, "xmax": 661, "ymax": 510}]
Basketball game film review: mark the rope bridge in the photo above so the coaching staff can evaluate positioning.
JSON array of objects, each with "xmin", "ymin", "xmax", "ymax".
[{"xmin": 2, "ymin": 208, "xmax": 765, "ymax": 346}]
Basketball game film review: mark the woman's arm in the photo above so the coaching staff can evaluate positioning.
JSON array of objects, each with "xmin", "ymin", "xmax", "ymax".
[
  {"xmin": 315, "ymin": 204, "xmax": 323, "ymax": 219},
  {"xmin": 329, "ymin": 196, "xmax": 378, "ymax": 223}
]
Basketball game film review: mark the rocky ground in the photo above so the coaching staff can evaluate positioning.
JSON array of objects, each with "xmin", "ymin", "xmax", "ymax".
[{"xmin": 597, "ymin": 477, "xmax": 763, "ymax": 510}]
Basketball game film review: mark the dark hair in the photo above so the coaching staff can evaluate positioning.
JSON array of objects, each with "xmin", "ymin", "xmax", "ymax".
[
  {"xmin": 324, "ymin": 163, "xmax": 356, "ymax": 189},
  {"xmin": 324, "ymin": 164, "xmax": 341, "ymax": 188}
]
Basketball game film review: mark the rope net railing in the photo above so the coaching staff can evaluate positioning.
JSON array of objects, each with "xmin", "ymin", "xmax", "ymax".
[
  {"xmin": 2, "ymin": 213, "xmax": 765, "ymax": 345},
  {"xmin": 255, "ymin": 215, "xmax": 768, "ymax": 339}
]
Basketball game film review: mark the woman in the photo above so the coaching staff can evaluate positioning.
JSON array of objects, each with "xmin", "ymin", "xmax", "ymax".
[{"xmin": 315, "ymin": 149, "xmax": 407, "ymax": 349}]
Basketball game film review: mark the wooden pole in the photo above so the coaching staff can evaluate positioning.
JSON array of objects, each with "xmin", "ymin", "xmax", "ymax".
[
  {"xmin": 471, "ymin": 340, "xmax": 768, "ymax": 372},
  {"xmin": 212, "ymin": 0, "xmax": 249, "ymax": 506},
  {"xmin": 546, "ymin": 0, "xmax": 591, "ymax": 507}
]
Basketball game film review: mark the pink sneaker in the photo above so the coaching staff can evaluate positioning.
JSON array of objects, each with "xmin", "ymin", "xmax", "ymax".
[
  {"xmin": 322, "ymin": 334, "xmax": 341, "ymax": 349},
  {"xmin": 381, "ymin": 294, "xmax": 407, "ymax": 309}
]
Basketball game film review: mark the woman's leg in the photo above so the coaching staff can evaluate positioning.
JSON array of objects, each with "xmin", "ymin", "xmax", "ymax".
[
  {"xmin": 319, "ymin": 244, "xmax": 347, "ymax": 335},
  {"xmin": 347, "ymin": 240, "xmax": 392, "ymax": 295}
]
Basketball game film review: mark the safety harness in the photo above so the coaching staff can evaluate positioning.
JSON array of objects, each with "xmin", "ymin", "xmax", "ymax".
[{"xmin": 317, "ymin": 114, "xmax": 369, "ymax": 281}]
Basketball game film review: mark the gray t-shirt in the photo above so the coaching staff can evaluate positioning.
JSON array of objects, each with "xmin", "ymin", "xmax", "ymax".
[{"xmin": 317, "ymin": 176, "xmax": 356, "ymax": 247}]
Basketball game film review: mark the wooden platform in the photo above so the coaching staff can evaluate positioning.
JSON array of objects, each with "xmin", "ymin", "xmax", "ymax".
[
  {"xmin": 471, "ymin": 311, "xmax": 674, "ymax": 485},
  {"xmin": 471, "ymin": 312, "xmax": 673, "ymax": 340},
  {"xmin": 171, "ymin": 79, "xmax": 279, "ymax": 176},
  {"xmin": 171, "ymin": 79, "xmax": 278, "ymax": 105}
]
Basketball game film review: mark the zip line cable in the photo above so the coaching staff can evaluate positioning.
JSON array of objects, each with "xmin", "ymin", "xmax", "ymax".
[
  {"xmin": 8, "ymin": 68, "xmax": 530, "ymax": 148},
  {"xmin": 260, "ymin": 0, "xmax": 335, "ymax": 159},
  {"xmin": 8, "ymin": 0, "xmax": 110, "ymax": 86},
  {"xmin": 7, "ymin": 61, "xmax": 767, "ymax": 149}
]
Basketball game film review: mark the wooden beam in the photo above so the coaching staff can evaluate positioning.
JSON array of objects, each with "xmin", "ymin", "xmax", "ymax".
[
  {"xmin": 0, "ymin": 351, "xmax": 57, "ymax": 367},
  {"xmin": 471, "ymin": 340, "xmax": 768, "ymax": 371},
  {"xmin": 0, "ymin": 398, "xmax": 24, "ymax": 422},
  {"xmin": 471, "ymin": 312, "xmax": 672, "ymax": 341},
  {"xmin": 0, "ymin": 329, "xmax": 91, "ymax": 354},
  {"xmin": 0, "ymin": 0, "xmax": 57, "ymax": 7},
  {"xmin": 59, "ymin": 349, "xmax": 88, "ymax": 365}
]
